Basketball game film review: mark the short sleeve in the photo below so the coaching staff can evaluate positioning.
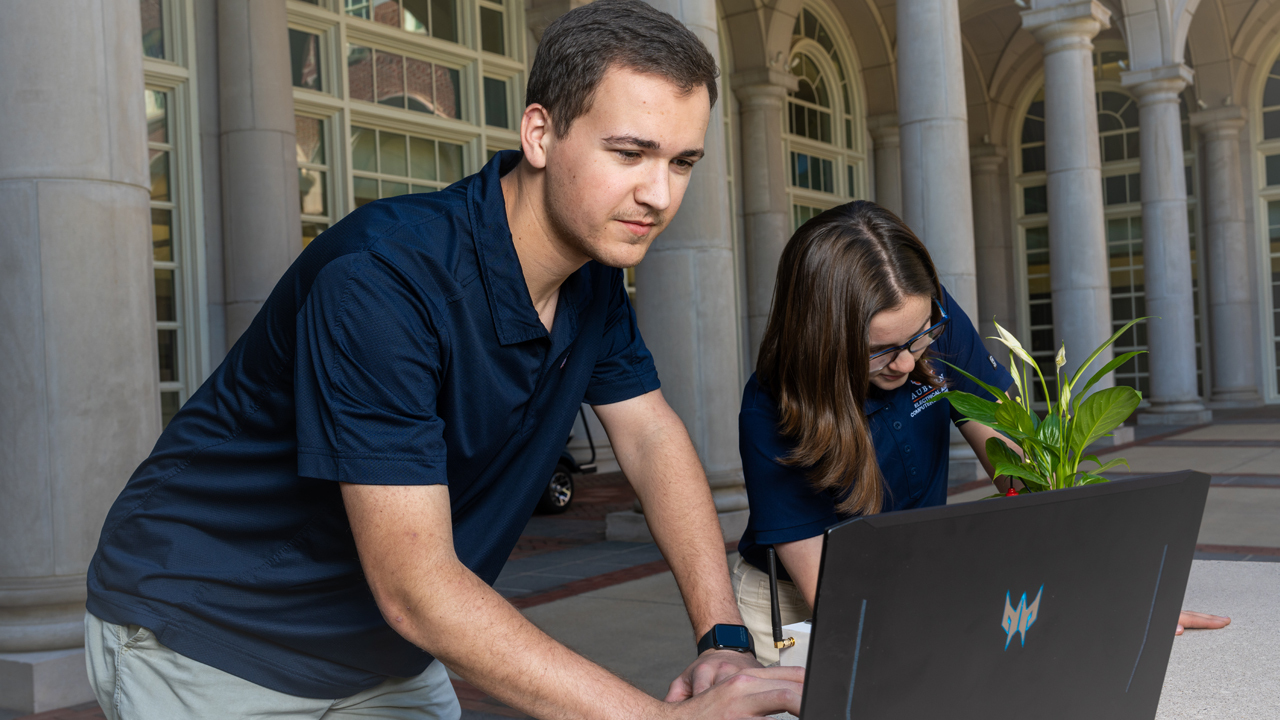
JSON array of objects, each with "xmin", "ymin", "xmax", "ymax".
[
  {"xmin": 583, "ymin": 268, "xmax": 661, "ymax": 406},
  {"xmin": 295, "ymin": 253, "xmax": 450, "ymax": 485},
  {"xmin": 934, "ymin": 288, "xmax": 1016, "ymax": 425},
  {"xmin": 739, "ymin": 407, "xmax": 841, "ymax": 545}
]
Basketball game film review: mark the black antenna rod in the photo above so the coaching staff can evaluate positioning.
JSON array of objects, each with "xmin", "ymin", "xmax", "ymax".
[{"xmin": 768, "ymin": 547, "xmax": 794, "ymax": 650}]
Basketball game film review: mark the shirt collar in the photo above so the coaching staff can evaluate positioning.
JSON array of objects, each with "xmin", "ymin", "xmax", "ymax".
[{"xmin": 470, "ymin": 150, "xmax": 586, "ymax": 346}]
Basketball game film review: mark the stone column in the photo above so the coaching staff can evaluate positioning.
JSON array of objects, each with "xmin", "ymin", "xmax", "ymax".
[
  {"xmin": 970, "ymin": 145, "xmax": 1017, "ymax": 349},
  {"xmin": 1022, "ymin": 1, "xmax": 1113, "ymax": 387},
  {"xmin": 734, "ymin": 72, "xmax": 797, "ymax": 366},
  {"xmin": 608, "ymin": 0, "xmax": 747, "ymax": 542},
  {"xmin": 1121, "ymin": 65, "xmax": 1211, "ymax": 424},
  {"xmin": 1191, "ymin": 106, "xmax": 1263, "ymax": 407},
  {"xmin": 868, "ymin": 114, "xmax": 902, "ymax": 216},
  {"xmin": 219, "ymin": 0, "xmax": 300, "ymax": 345},
  {"xmin": 896, "ymin": 0, "xmax": 978, "ymax": 317},
  {"xmin": 0, "ymin": 0, "xmax": 158, "ymax": 713}
]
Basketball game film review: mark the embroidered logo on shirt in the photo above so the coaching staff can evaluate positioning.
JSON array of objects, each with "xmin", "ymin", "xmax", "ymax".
[
  {"xmin": 908, "ymin": 379, "xmax": 949, "ymax": 418},
  {"xmin": 989, "ymin": 354, "xmax": 998, "ymax": 369}
]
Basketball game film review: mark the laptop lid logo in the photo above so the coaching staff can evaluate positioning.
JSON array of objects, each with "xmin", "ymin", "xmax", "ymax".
[{"xmin": 1001, "ymin": 586, "xmax": 1043, "ymax": 649}]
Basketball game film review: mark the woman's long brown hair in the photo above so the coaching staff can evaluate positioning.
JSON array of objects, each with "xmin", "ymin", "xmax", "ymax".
[{"xmin": 755, "ymin": 201, "xmax": 944, "ymax": 517}]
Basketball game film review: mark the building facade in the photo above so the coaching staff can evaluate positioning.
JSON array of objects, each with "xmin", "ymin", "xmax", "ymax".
[{"xmin": 3, "ymin": 0, "xmax": 1280, "ymax": 711}]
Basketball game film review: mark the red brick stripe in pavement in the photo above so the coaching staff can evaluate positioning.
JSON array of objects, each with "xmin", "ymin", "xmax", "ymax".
[{"xmin": 1196, "ymin": 543, "xmax": 1280, "ymax": 556}]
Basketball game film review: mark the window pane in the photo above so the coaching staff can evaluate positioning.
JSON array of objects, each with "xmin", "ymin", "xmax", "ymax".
[
  {"xmin": 406, "ymin": 58, "xmax": 435, "ymax": 114},
  {"xmin": 347, "ymin": 45, "xmax": 375, "ymax": 102},
  {"xmin": 435, "ymin": 66, "xmax": 460, "ymax": 119},
  {"xmin": 382, "ymin": 181, "xmax": 410, "ymax": 198},
  {"xmin": 376, "ymin": 51, "xmax": 406, "ymax": 108},
  {"xmin": 141, "ymin": 0, "xmax": 165, "ymax": 59},
  {"xmin": 410, "ymin": 137, "xmax": 437, "ymax": 180},
  {"xmin": 1266, "ymin": 110, "xmax": 1280, "ymax": 141},
  {"xmin": 346, "ymin": 0, "xmax": 372, "ymax": 19},
  {"xmin": 155, "ymin": 269, "xmax": 177, "ymax": 322},
  {"xmin": 302, "ymin": 222, "xmax": 328, "ymax": 248},
  {"xmin": 380, "ymin": 132, "xmax": 408, "ymax": 176},
  {"xmin": 431, "ymin": 0, "xmax": 457, "ymax": 42},
  {"xmin": 1265, "ymin": 77, "xmax": 1280, "ymax": 109},
  {"xmin": 403, "ymin": 0, "xmax": 429, "ymax": 34},
  {"xmin": 146, "ymin": 90, "xmax": 168, "ymax": 143},
  {"xmin": 371, "ymin": 0, "xmax": 401, "ymax": 28},
  {"xmin": 1125, "ymin": 131, "xmax": 1140, "ymax": 160},
  {"xmin": 354, "ymin": 176, "xmax": 379, "ymax": 207},
  {"xmin": 150, "ymin": 150, "xmax": 170, "ymax": 201},
  {"xmin": 1102, "ymin": 134, "xmax": 1125, "ymax": 162},
  {"xmin": 481, "ymin": 7, "xmax": 505, "ymax": 55},
  {"xmin": 439, "ymin": 141, "xmax": 464, "ymax": 183},
  {"xmin": 1104, "ymin": 175, "xmax": 1127, "ymax": 205},
  {"xmin": 158, "ymin": 330, "xmax": 178, "ymax": 382},
  {"xmin": 1021, "ymin": 117, "xmax": 1044, "ymax": 144},
  {"xmin": 1021, "ymin": 146, "xmax": 1045, "ymax": 173},
  {"xmin": 299, "ymin": 169, "xmax": 328, "ymax": 215},
  {"xmin": 160, "ymin": 391, "xmax": 181, "ymax": 428},
  {"xmin": 1267, "ymin": 154, "xmax": 1280, "ymax": 187},
  {"xmin": 1023, "ymin": 185, "xmax": 1047, "ymax": 214},
  {"xmin": 821, "ymin": 158, "xmax": 833, "ymax": 193},
  {"xmin": 351, "ymin": 126, "xmax": 377, "ymax": 171},
  {"xmin": 289, "ymin": 29, "xmax": 323, "ymax": 92},
  {"xmin": 411, "ymin": 184, "xmax": 435, "ymax": 194},
  {"xmin": 152, "ymin": 208, "xmax": 173, "ymax": 262},
  {"xmin": 484, "ymin": 77, "xmax": 509, "ymax": 128},
  {"xmin": 296, "ymin": 116, "xmax": 325, "ymax": 165},
  {"xmin": 1128, "ymin": 173, "xmax": 1142, "ymax": 203}
]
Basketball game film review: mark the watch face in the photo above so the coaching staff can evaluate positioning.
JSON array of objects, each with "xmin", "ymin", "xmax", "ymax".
[{"xmin": 717, "ymin": 625, "xmax": 750, "ymax": 648}]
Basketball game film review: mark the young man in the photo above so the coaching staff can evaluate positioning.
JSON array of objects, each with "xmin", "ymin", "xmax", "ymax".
[{"xmin": 85, "ymin": 1, "xmax": 801, "ymax": 718}]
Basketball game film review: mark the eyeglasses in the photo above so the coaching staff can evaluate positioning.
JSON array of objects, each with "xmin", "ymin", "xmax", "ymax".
[{"xmin": 868, "ymin": 298, "xmax": 949, "ymax": 374}]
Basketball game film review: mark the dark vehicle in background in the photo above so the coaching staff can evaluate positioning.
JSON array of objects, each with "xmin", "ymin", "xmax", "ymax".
[{"xmin": 535, "ymin": 406, "xmax": 597, "ymax": 514}]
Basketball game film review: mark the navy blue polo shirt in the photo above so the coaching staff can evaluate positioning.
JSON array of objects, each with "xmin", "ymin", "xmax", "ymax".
[
  {"xmin": 737, "ymin": 288, "xmax": 1013, "ymax": 580},
  {"xmin": 87, "ymin": 150, "xmax": 660, "ymax": 698}
]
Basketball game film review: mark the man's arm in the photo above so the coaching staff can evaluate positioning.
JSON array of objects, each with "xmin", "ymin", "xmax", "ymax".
[
  {"xmin": 593, "ymin": 390, "xmax": 763, "ymax": 700},
  {"xmin": 342, "ymin": 482, "xmax": 802, "ymax": 720}
]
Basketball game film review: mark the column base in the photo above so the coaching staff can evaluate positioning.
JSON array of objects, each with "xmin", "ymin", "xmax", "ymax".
[
  {"xmin": 1208, "ymin": 392, "xmax": 1265, "ymax": 409},
  {"xmin": 1135, "ymin": 409, "xmax": 1214, "ymax": 426},
  {"xmin": 605, "ymin": 509, "xmax": 750, "ymax": 545},
  {"xmin": 0, "ymin": 648, "xmax": 94, "ymax": 715}
]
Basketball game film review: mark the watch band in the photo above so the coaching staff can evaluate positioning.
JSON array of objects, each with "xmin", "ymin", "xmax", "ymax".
[{"xmin": 697, "ymin": 624, "xmax": 756, "ymax": 656}]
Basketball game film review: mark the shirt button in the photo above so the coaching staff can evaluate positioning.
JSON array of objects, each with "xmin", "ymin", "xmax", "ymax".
[
  {"xmin": 904, "ymin": 445, "xmax": 912, "ymax": 454},
  {"xmin": 893, "ymin": 421, "xmax": 902, "ymax": 430},
  {"xmin": 910, "ymin": 468, "xmax": 918, "ymax": 476}
]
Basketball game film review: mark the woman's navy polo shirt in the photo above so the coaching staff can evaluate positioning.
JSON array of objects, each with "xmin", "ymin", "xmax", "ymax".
[
  {"xmin": 86, "ymin": 151, "xmax": 660, "ymax": 698},
  {"xmin": 737, "ymin": 288, "xmax": 1013, "ymax": 580}
]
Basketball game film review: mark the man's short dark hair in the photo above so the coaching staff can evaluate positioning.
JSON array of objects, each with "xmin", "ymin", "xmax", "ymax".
[{"xmin": 526, "ymin": 0, "xmax": 719, "ymax": 136}]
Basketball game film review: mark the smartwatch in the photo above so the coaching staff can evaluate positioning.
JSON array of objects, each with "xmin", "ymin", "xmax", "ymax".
[{"xmin": 697, "ymin": 624, "xmax": 756, "ymax": 657}]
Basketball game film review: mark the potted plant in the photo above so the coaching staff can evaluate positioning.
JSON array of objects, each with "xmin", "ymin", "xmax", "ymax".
[{"xmin": 933, "ymin": 318, "xmax": 1148, "ymax": 494}]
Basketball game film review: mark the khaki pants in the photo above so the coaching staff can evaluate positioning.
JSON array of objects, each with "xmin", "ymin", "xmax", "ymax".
[
  {"xmin": 731, "ymin": 556, "xmax": 812, "ymax": 666},
  {"xmin": 85, "ymin": 612, "xmax": 461, "ymax": 720}
]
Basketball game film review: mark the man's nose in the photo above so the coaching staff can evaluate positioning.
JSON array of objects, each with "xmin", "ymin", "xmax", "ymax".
[{"xmin": 634, "ymin": 160, "xmax": 672, "ymax": 211}]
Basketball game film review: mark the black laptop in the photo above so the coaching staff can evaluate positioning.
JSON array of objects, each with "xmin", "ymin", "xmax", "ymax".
[{"xmin": 800, "ymin": 471, "xmax": 1209, "ymax": 720}]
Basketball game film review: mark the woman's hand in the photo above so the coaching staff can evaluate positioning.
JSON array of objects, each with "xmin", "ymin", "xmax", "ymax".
[{"xmin": 1177, "ymin": 610, "xmax": 1230, "ymax": 635}]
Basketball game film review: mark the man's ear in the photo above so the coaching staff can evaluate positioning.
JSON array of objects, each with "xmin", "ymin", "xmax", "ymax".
[{"xmin": 520, "ymin": 104, "xmax": 555, "ymax": 170}]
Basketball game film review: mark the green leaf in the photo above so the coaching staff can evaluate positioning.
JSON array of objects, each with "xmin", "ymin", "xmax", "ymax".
[
  {"xmin": 1076, "ymin": 351, "xmax": 1146, "ymax": 408},
  {"xmin": 1067, "ymin": 317, "xmax": 1152, "ymax": 390},
  {"xmin": 1037, "ymin": 413, "xmax": 1062, "ymax": 446},
  {"xmin": 995, "ymin": 398, "xmax": 1036, "ymax": 438},
  {"xmin": 1069, "ymin": 386, "xmax": 1143, "ymax": 455},
  {"xmin": 1077, "ymin": 473, "xmax": 1110, "ymax": 485},
  {"xmin": 936, "ymin": 361, "xmax": 1012, "ymax": 405},
  {"xmin": 1087, "ymin": 457, "xmax": 1131, "ymax": 475},
  {"xmin": 938, "ymin": 391, "xmax": 999, "ymax": 425},
  {"xmin": 993, "ymin": 461, "xmax": 1049, "ymax": 490},
  {"xmin": 985, "ymin": 436, "xmax": 1022, "ymax": 469}
]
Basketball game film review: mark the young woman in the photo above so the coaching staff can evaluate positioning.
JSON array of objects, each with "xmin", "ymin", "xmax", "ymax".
[{"xmin": 733, "ymin": 201, "xmax": 1228, "ymax": 663}]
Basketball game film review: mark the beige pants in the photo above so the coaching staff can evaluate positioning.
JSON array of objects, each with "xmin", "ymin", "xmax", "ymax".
[
  {"xmin": 85, "ymin": 612, "xmax": 461, "ymax": 720},
  {"xmin": 731, "ymin": 556, "xmax": 812, "ymax": 666}
]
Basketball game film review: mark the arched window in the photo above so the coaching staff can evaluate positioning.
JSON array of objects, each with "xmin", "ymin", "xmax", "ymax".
[
  {"xmin": 786, "ymin": 6, "xmax": 866, "ymax": 229},
  {"xmin": 1013, "ymin": 46, "xmax": 1202, "ymax": 401},
  {"xmin": 1256, "ymin": 54, "xmax": 1280, "ymax": 396}
]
